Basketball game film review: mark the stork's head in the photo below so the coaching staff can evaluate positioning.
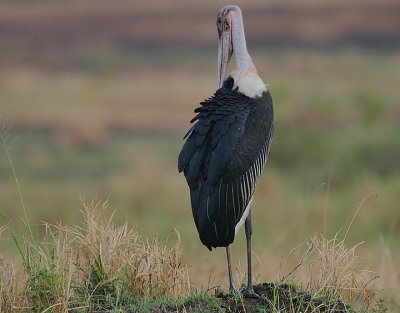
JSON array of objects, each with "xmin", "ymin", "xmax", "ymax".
[{"xmin": 217, "ymin": 5, "xmax": 258, "ymax": 89}]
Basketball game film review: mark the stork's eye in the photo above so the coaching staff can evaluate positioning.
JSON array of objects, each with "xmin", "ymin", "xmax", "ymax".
[{"xmin": 217, "ymin": 17, "xmax": 222, "ymax": 27}]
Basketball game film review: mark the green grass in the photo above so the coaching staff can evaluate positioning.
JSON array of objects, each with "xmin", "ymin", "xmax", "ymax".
[{"xmin": 0, "ymin": 127, "xmax": 390, "ymax": 311}]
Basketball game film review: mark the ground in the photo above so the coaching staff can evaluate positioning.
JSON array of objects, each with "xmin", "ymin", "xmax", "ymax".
[{"xmin": 126, "ymin": 283, "xmax": 358, "ymax": 313}]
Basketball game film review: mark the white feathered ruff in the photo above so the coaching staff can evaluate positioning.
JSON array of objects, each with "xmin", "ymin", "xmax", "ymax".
[{"xmin": 231, "ymin": 69, "xmax": 267, "ymax": 98}]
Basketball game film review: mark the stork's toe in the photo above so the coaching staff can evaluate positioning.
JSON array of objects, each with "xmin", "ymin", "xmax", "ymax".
[{"xmin": 240, "ymin": 286, "xmax": 269, "ymax": 302}]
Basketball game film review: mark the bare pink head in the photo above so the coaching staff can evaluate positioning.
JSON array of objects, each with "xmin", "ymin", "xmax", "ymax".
[{"xmin": 217, "ymin": 5, "xmax": 257, "ymax": 88}]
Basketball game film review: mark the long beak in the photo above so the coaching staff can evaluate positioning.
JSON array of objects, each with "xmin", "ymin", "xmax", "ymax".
[{"xmin": 217, "ymin": 29, "xmax": 232, "ymax": 88}]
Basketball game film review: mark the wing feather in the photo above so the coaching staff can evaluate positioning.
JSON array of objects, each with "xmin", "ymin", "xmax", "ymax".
[{"xmin": 178, "ymin": 87, "xmax": 273, "ymax": 249}]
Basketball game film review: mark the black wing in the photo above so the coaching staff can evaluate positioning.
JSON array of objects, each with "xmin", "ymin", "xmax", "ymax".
[{"xmin": 178, "ymin": 87, "xmax": 273, "ymax": 249}]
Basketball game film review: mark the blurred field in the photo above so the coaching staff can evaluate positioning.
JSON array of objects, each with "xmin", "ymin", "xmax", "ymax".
[{"xmin": 1, "ymin": 0, "xmax": 400, "ymax": 310}]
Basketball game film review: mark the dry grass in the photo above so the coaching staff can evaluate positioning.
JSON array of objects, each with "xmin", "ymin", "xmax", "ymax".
[
  {"xmin": 0, "ymin": 259, "xmax": 28, "ymax": 311},
  {"xmin": 306, "ymin": 234, "xmax": 378, "ymax": 306},
  {"xmin": 0, "ymin": 200, "xmax": 190, "ymax": 312},
  {"xmin": 279, "ymin": 233, "xmax": 380, "ymax": 311},
  {"xmin": 0, "ymin": 202, "xmax": 387, "ymax": 312},
  {"xmin": 60, "ymin": 199, "xmax": 190, "ymax": 298}
]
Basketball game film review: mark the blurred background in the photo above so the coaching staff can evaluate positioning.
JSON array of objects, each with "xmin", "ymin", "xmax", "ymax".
[{"xmin": 0, "ymin": 0, "xmax": 399, "ymax": 304}]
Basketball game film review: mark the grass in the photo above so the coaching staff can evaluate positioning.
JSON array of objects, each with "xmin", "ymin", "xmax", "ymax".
[
  {"xmin": 0, "ymin": 131, "xmax": 385, "ymax": 311},
  {"xmin": 0, "ymin": 129, "xmax": 391, "ymax": 311},
  {"xmin": 0, "ymin": 199, "xmax": 385, "ymax": 312},
  {"xmin": 0, "ymin": 200, "xmax": 191, "ymax": 312},
  {"xmin": 2, "ymin": 213, "xmax": 391, "ymax": 312},
  {"xmin": 0, "ymin": 130, "xmax": 386, "ymax": 311}
]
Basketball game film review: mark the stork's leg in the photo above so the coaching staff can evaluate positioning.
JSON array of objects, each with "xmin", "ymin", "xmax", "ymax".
[
  {"xmin": 241, "ymin": 209, "xmax": 264, "ymax": 299},
  {"xmin": 226, "ymin": 246, "xmax": 236, "ymax": 292}
]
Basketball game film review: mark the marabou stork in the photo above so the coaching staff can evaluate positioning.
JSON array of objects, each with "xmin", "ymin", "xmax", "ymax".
[{"xmin": 178, "ymin": 5, "xmax": 274, "ymax": 298}]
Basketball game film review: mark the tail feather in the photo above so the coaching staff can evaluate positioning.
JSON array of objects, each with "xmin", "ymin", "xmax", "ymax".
[{"xmin": 191, "ymin": 183, "xmax": 235, "ymax": 249}]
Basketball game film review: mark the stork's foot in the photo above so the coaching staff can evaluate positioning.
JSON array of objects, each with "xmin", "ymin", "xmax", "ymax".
[
  {"xmin": 228, "ymin": 285, "xmax": 238, "ymax": 294},
  {"xmin": 241, "ymin": 286, "xmax": 268, "ymax": 301}
]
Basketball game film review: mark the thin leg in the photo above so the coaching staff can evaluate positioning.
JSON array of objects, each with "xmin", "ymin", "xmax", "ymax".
[
  {"xmin": 241, "ymin": 209, "xmax": 264, "ymax": 299},
  {"xmin": 245, "ymin": 210, "xmax": 253, "ymax": 290},
  {"xmin": 226, "ymin": 246, "xmax": 235, "ymax": 292}
]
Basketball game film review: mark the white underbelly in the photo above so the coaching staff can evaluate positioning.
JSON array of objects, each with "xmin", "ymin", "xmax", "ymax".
[{"xmin": 234, "ymin": 197, "xmax": 253, "ymax": 234}]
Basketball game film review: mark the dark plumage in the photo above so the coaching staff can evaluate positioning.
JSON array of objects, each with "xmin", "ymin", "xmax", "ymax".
[{"xmin": 178, "ymin": 75, "xmax": 274, "ymax": 250}]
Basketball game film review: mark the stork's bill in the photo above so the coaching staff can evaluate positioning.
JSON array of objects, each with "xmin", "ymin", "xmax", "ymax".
[{"xmin": 217, "ymin": 7, "xmax": 232, "ymax": 89}]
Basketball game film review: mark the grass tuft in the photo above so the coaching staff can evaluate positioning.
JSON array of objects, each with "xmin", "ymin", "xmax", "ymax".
[
  {"xmin": 0, "ymin": 199, "xmax": 191, "ymax": 312},
  {"xmin": 279, "ymin": 233, "xmax": 380, "ymax": 312},
  {"xmin": 306, "ymin": 234, "xmax": 377, "ymax": 306}
]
